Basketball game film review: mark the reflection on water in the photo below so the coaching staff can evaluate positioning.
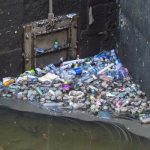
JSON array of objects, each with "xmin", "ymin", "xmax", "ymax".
[{"xmin": 0, "ymin": 108, "xmax": 150, "ymax": 150}]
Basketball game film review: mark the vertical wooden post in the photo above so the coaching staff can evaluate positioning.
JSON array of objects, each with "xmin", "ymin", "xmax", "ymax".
[
  {"xmin": 24, "ymin": 24, "xmax": 34, "ymax": 70},
  {"xmin": 49, "ymin": 0, "xmax": 53, "ymax": 14},
  {"xmin": 48, "ymin": 0, "xmax": 54, "ymax": 24}
]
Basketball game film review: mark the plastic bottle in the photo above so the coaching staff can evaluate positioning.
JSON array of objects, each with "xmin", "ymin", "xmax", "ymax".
[
  {"xmin": 36, "ymin": 48, "xmax": 45, "ymax": 53},
  {"xmin": 115, "ymin": 59, "xmax": 122, "ymax": 69},
  {"xmin": 35, "ymin": 68, "xmax": 43, "ymax": 76},
  {"xmin": 119, "ymin": 67, "xmax": 129, "ymax": 78},
  {"xmin": 3, "ymin": 79, "xmax": 15, "ymax": 87},
  {"xmin": 81, "ymin": 73, "xmax": 91, "ymax": 82},
  {"xmin": 47, "ymin": 64, "xmax": 57, "ymax": 73},
  {"xmin": 53, "ymin": 41, "xmax": 59, "ymax": 49},
  {"xmin": 60, "ymin": 70, "xmax": 71, "ymax": 81},
  {"xmin": 0, "ymin": 82, "xmax": 3, "ymax": 89},
  {"xmin": 110, "ymin": 49, "xmax": 117, "ymax": 60},
  {"xmin": 96, "ymin": 51, "xmax": 107, "ymax": 59},
  {"xmin": 114, "ymin": 59, "xmax": 123, "ymax": 79},
  {"xmin": 73, "ymin": 67, "xmax": 83, "ymax": 75},
  {"xmin": 27, "ymin": 75, "xmax": 38, "ymax": 83},
  {"xmin": 98, "ymin": 63, "xmax": 114, "ymax": 75},
  {"xmin": 36, "ymin": 87, "xmax": 43, "ymax": 96}
]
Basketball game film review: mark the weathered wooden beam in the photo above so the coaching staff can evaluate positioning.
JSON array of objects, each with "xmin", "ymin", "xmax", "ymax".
[{"xmin": 48, "ymin": 0, "xmax": 54, "ymax": 24}]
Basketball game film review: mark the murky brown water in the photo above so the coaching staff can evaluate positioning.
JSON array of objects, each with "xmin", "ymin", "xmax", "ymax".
[{"xmin": 0, "ymin": 108, "xmax": 150, "ymax": 150}]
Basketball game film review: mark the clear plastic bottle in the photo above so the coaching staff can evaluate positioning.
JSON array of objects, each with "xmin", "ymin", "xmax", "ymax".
[{"xmin": 110, "ymin": 49, "xmax": 117, "ymax": 60}]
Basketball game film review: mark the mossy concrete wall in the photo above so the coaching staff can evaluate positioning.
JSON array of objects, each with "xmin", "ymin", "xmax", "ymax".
[{"xmin": 118, "ymin": 0, "xmax": 150, "ymax": 98}]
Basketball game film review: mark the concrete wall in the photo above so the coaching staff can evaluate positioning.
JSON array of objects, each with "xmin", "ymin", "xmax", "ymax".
[
  {"xmin": 0, "ymin": 0, "xmax": 79, "ymax": 78},
  {"xmin": 118, "ymin": 1, "xmax": 150, "ymax": 98},
  {"xmin": 0, "ymin": 0, "xmax": 48, "ymax": 78},
  {"xmin": 78, "ymin": 0, "xmax": 118, "ymax": 58}
]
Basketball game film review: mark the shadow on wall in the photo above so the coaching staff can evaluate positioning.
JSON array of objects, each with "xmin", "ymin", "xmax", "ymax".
[
  {"xmin": 78, "ymin": 0, "xmax": 119, "ymax": 58},
  {"xmin": 53, "ymin": 0, "xmax": 80, "ymax": 15},
  {"xmin": 24, "ymin": 0, "xmax": 80, "ymax": 23},
  {"xmin": 23, "ymin": 0, "xmax": 49, "ymax": 23}
]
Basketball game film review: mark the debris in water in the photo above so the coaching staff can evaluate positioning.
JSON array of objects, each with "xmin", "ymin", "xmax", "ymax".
[{"xmin": 0, "ymin": 49, "xmax": 149, "ymax": 122}]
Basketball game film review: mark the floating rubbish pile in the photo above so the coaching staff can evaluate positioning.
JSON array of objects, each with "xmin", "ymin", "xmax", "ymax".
[{"xmin": 0, "ymin": 50, "xmax": 150, "ymax": 122}]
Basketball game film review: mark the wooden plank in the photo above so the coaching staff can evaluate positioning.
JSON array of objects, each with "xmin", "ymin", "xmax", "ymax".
[{"xmin": 23, "ymin": 24, "xmax": 35, "ymax": 70}]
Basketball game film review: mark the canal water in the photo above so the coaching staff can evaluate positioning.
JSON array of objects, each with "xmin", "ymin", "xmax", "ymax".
[{"xmin": 0, "ymin": 108, "xmax": 150, "ymax": 150}]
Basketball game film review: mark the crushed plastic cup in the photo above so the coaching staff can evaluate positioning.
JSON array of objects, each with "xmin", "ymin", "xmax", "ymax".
[
  {"xmin": 38, "ymin": 73, "xmax": 59, "ymax": 82},
  {"xmin": 62, "ymin": 84, "xmax": 72, "ymax": 91}
]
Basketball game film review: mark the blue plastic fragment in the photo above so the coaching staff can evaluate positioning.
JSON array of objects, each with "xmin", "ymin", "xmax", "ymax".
[
  {"xmin": 74, "ymin": 67, "xmax": 83, "ymax": 75},
  {"xmin": 99, "ymin": 111, "xmax": 112, "ymax": 119},
  {"xmin": 0, "ymin": 82, "xmax": 3, "ymax": 89},
  {"xmin": 96, "ymin": 51, "xmax": 108, "ymax": 59},
  {"xmin": 36, "ymin": 48, "xmax": 45, "ymax": 53}
]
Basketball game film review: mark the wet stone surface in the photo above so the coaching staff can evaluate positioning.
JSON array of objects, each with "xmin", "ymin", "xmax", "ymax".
[{"xmin": 0, "ymin": 50, "xmax": 150, "ymax": 122}]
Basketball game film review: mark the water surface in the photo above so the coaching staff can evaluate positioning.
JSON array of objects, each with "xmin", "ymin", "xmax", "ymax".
[{"xmin": 0, "ymin": 108, "xmax": 149, "ymax": 150}]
